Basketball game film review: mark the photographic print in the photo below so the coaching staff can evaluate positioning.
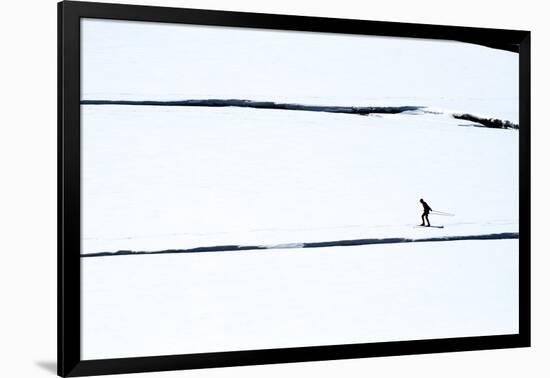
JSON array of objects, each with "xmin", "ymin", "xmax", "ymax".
[{"xmin": 79, "ymin": 17, "xmax": 520, "ymax": 360}]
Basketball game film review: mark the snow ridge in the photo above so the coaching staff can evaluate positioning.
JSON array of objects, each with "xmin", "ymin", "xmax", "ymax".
[
  {"xmin": 81, "ymin": 99, "xmax": 519, "ymax": 129},
  {"xmin": 452, "ymin": 113, "xmax": 519, "ymax": 129},
  {"xmin": 81, "ymin": 232, "xmax": 519, "ymax": 258},
  {"xmin": 81, "ymin": 98, "xmax": 423, "ymax": 115}
]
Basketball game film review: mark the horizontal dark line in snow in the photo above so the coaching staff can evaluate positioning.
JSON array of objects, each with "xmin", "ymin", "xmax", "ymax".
[
  {"xmin": 452, "ymin": 113, "xmax": 519, "ymax": 129},
  {"xmin": 81, "ymin": 232, "xmax": 519, "ymax": 258},
  {"xmin": 81, "ymin": 99, "xmax": 519, "ymax": 129},
  {"xmin": 81, "ymin": 99, "xmax": 424, "ymax": 115}
]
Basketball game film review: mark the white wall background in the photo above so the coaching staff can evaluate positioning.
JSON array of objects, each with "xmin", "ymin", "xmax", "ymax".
[{"xmin": 0, "ymin": 0, "xmax": 547, "ymax": 377}]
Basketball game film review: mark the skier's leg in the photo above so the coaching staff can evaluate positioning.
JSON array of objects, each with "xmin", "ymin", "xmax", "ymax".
[
  {"xmin": 421, "ymin": 214, "xmax": 425, "ymax": 226},
  {"xmin": 426, "ymin": 213, "xmax": 430, "ymax": 227}
]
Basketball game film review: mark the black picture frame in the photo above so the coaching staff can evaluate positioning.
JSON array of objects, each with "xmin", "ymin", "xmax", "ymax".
[{"xmin": 58, "ymin": 1, "xmax": 531, "ymax": 376}]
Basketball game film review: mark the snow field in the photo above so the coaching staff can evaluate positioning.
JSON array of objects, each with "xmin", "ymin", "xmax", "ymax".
[{"xmin": 82, "ymin": 239, "xmax": 519, "ymax": 359}]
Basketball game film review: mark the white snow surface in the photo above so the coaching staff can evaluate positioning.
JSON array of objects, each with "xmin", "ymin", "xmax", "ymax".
[
  {"xmin": 80, "ymin": 19, "xmax": 519, "ymax": 254},
  {"xmin": 81, "ymin": 19, "xmax": 518, "ymax": 122},
  {"xmin": 82, "ymin": 106, "xmax": 518, "ymax": 253},
  {"xmin": 82, "ymin": 239, "xmax": 519, "ymax": 359}
]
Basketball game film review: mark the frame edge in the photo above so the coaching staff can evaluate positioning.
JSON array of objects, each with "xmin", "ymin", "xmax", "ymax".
[{"xmin": 57, "ymin": 1, "xmax": 532, "ymax": 376}]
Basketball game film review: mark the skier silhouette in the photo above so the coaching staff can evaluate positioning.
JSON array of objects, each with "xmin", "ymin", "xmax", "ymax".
[{"xmin": 420, "ymin": 198, "xmax": 432, "ymax": 226}]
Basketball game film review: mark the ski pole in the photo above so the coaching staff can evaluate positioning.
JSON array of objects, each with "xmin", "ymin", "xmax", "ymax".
[{"xmin": 431, "ymin": 210, "xmax": 455, "ymax": 216}]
